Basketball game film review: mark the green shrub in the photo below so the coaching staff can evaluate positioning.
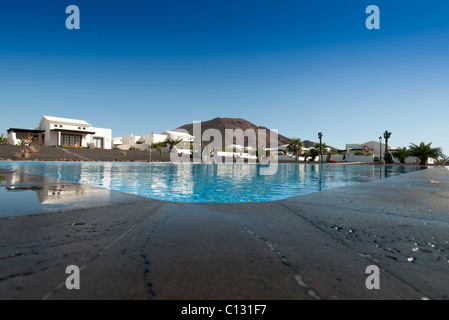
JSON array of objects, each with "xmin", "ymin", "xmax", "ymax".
[{"xmin": 0, "ymin": 133, "xmax": 8, "ymax": 145}]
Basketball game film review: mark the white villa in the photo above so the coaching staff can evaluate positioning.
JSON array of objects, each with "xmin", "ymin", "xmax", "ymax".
[
  {"xmin": 113, "ymin": 130, "xmax": 194, "ymax": 152},
  {"xmin": 346, "ymin": 141, "xmax": 384, "ymax": 156},
  {"xmin": 7, "ymin": 116, "xmax": 112, "ymax": 149}
]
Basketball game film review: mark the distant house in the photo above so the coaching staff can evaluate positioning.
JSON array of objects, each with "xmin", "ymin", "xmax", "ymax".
[
  {"xmin": 346, "ymin": 141, "xmax": 384, "ymax": 156},
  {"xmin": 7, "ymin": 116, "xmax": 112, "ymax": 149},
  {"xmin": 115, "ymin": 130, "xmax": 194, "ymax": 150},
  {"xmin": 162, "ymin": 130, "xmax": 194, "ymax": 143}
]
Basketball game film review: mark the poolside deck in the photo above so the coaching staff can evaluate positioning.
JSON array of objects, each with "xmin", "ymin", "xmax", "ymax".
[{"xmin": 0, "ymin": 166, "xmax": 448, "ymax": 299}]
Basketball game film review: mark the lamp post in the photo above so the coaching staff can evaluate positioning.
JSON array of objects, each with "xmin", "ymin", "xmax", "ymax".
[
  {"xmin": 379, "ymin": 136, "xmax": 382, "ymax": 164},
  {"xmin": 318, "ymin": 132, "xmax": 323, "ymax": 162}
]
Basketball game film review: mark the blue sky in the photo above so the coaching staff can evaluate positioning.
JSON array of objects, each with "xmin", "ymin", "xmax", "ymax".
[{"xmin": 1, "ymin": 0, "xmax": 449, "ymax": 154}]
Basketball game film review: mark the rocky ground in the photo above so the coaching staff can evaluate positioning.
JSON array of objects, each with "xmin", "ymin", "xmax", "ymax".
[{"xmin": 0, "ymin": 145, "xmax": 171, "ymax": 162}]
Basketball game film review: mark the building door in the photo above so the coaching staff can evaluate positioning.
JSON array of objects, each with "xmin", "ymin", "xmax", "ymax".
[{"xmin": 94, "ymin": 137, "xmax": 104, "ymax": 149}]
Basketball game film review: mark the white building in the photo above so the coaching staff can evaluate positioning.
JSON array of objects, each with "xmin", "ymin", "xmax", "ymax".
[
  {"xmin": 346, "ymin": 141, "xmax": 384, "ymax": 156},
  {"xmin": 161, "ymin": 130, "xmax": 194, "ymax": 143},
  {"xmin": 115, "ymin": 130, "xmax": 194, "ymax": 151},
  {"xmin": 7, "ymin": 116, "xmax": 112, "ymax": 149}
]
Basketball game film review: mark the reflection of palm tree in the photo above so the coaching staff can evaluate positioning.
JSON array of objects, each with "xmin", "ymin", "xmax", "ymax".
[
  {"xmin": 408, "ymin": 142, "xmax": 443, "ymax": 165},
  {"xmin": 288, "ymin": 138, "xmax": 303, "ymax": 160}
]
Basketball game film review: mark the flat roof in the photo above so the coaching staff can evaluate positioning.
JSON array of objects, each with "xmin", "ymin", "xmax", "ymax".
[
  {"xmin": 50, "ymin": 129, "xmax": 96, "ymax": 135},
  {"xmin": 7, "ymin": 128, "xmax": 45, "ymax": 133}
]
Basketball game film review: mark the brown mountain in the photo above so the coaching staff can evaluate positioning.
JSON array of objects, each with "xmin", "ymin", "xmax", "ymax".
[
  {"xmin": 303, "ymin": 140, "xmax": 318, "ymax": 149},
  {"xmin": 174, "ymin": 117, "xmax": 294, "ymax": 148}
]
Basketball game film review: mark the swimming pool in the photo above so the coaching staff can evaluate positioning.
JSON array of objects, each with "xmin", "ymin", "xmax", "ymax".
[{"xmin": 0, "ymin": 162, "xmax": 426, "ymax": 203}]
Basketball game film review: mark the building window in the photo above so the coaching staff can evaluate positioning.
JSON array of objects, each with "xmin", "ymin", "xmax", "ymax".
[{"xmin": 61, "ymin": 134, "xmax": 82, "ymax": 147}]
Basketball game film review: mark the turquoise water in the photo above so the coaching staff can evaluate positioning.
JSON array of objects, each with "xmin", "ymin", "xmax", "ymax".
[{"xmin": 0, "ymin": 162, "xmax": 425, "ymax": 203}]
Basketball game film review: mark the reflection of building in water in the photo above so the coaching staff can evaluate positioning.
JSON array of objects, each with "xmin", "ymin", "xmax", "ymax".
[
  {"xmin": 3, "ymin": 173, "xmax": 108, "ymax": 205},
  {"xmin": 6, "ymin": 183, "xmax": 90, "ymax": 205},
  {"xmin": 35, "ymin": 184, "xmax": 87, "ymax": 204},
  {"xmin": 5, "ymin": 173, "xmax": 56, "ymax": 186},
  {"xmin": 78, "ymin": 162, "xmax": 112, "ymax": 189}
]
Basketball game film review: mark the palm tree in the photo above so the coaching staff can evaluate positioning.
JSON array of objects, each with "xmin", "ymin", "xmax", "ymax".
[
  {"xmin": 302, "ymin": 151, "xmax": 310, "ymax": 162},
  {"xmin": 165, "ymin": 138, "xmax": 182, "ymax": 152},
  {"xmin": 314, "ymin": 142, "xmax": 329, "ymax": 161},
  {"xmin": 330, "ymin": 148, "xmax": 339, "ymax": 155},
  {"xmin": 191, "ymin": 143, "xmax": 207, "ymax": 158},
  {"xmin": 287, "ymin": 138, "xmax": 303, "ymax": 161},
  {"xmin": 314, "ymin": 142, "xmax": 328, "ymax": 149},
  {"xmin": 309, "ymin": 148, "xmax": 320, "ymax": 161},
  {"xmin": 408, "ymin": 142, "xmax": 443, "ymax": 165},
  {"xmin": 392, "ymin": 147, "xmax": 409, "ymax": 164},
  {"xmin": 256, "ymin": 146, "xmax": 267, "ymax": 158},
  {"xmin": 151, "ymin": 142, "xmax": 164, "ymax": 156}
]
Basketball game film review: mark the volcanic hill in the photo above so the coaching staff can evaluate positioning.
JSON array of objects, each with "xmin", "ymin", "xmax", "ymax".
[{"xmin": 174, "ymin": 117, "xmax": 317, "ymax": 148}]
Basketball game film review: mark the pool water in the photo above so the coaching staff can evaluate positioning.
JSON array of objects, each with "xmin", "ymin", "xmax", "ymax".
[{"xmin": 0, "ymin": 162, "xmax": 425, "ymax": 203}]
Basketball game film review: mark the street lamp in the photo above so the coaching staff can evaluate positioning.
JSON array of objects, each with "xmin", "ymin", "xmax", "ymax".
[
  {"xmin": 379, "ymin": 136, "xmax": 382, "ymax": 164},
  {"xmin": 318, "ymin": 132, "xmax": 323, "ymax": 162}
]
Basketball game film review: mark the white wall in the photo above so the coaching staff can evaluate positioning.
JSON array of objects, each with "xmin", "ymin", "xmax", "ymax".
[
  {"xmin": 116, "ymin": 133, "xmax": 169, "ymax": 150},
  {"xmin": 41, "ymin": 118, "xmax": 59, "ymax": 147},
  {"xmin": 331, "ymin": 155, "xmax": 345, "ymax": 162},
  {"xmin": 277, "ymin": 154, "xmax": 295, "ymax": 161},
  {"xmin": 140, "ymin": 133, "xmax": 167, "ymax": 145},
  {"xmin": 122, "ymin": 134, "xmax": 141, "ymax": 146},
  {"xmin": 88, "ymin": 127, "xmax": 112, "ymax": 149},
  {"xmin": 346, "ymin": 141, "xmax": 383, "ymax": 156},
  {"xmin": 346, "ymin": 153, "xmax": 375, "ymax": 163},
  {"xmin": 7, "ymin": 132, "xmax": 19, "ymax": 145},
  {"xmin": 162, "ymin": 130, "xmax": 194, "ymax": 143}
]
